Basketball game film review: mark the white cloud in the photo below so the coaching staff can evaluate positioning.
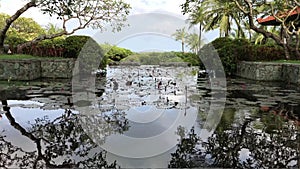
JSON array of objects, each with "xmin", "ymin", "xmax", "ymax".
[{"xmin": 0, "ymin": 0, "xmax": 218, "ymax": 51}]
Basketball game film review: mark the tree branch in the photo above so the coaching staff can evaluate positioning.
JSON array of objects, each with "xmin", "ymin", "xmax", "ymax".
[
  {"xmin": 0, "ymin": 1, "xmax": 37, "ymax": 52},
  {"xmin": 233, "ymin": 0, "xmax": 249, "ymax": 14}
]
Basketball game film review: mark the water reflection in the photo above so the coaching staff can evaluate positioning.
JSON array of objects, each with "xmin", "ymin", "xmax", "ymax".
[
  {"xmin": 0, "ymin": 100, "xmax": 128, "ymax": 168},
  {"xmin": 0, "ymin": 66, "xmax": 300, "ymax": 168},
  {"xmin": 170, "ymin": 107, "xmax": 300, "ymax": 168}
]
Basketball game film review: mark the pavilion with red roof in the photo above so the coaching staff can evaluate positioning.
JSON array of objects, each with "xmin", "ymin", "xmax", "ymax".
[{"xmin": 257, "ymin": 6, "xmax": 300, "ymax": 26}]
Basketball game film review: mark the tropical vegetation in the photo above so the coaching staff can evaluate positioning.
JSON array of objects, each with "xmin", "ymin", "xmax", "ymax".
[
  {"xmin": 121, "ymin": 51, "xmax": 200, "ymax": 66},
  {"xmin": 0, "ymin": 0, "xmax": 131, "ymax": 54},
  {"xmin": 181, "ymin": 0, "xmax": 300, "ymax": 60}
]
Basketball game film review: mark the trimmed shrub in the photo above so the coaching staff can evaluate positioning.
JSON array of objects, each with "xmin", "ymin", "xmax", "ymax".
[
  {"xmin": 199, "ymin": 37, "xmax": 292, "ymax": 75},
  {"xmin": 63, "ymin": 35, "xmax": 91, "ymax": 58}
]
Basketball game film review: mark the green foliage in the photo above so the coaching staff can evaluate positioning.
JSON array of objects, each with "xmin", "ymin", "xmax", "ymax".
[
  {"xmin": 121, "ymin": 51, "xmax": 200, "ymax": 66},
  {"xmin": 172, "ymin": 27, "xmax": 188, "ymax": 52},
  {"xmin": 200, "ymin": 37, "xmax": 249, "ymax": 75},
  {"xmin": 4, "ymin": 36, "xmax": 27, "ymax": 49},
  {"xmin": 38, "ymin": 0, "xmax": 131, "ymax": 32},
  {"xmin": 0, "ymin": 54, "xmax": 37, "ymax": 59},
  {"xmin": 63, "ymin": 35, "xmax": 91, "ymax": 58},
  {"xmin": 174, "ymin": 52, "xmax": 201, "ymax": 66},
  {"xmin": 38, "ymin": 37, "xmax": 65, "ymax": 48},
  {"xmin": 199, "ymin": 37, "xmax": 290, "ymax": 75},
  {"xmin": 21, "ymin": 37, "xmax": 66, "ymax": 57},
  {"xmin": 0, "ymin": 13, "xmax": 45, "ymax": 41},
  {"xmin": 101, "ymin": 44, "xmax": 133, "ymax": 62}
]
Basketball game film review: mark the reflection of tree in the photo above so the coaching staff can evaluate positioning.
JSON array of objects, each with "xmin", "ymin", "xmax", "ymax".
[
  {"xmin": 0, "ymin": 132, "xmax": 39, "ymax": 168},
  {"xmin": 169, "ymin": 111, "xmax": 300, "ymax": 168},
  {"xmin": 244, "ymin": 119, "xmax": 300, "ymax": 168},
  {"xmin": 1, "ymin": 100, "xmax": 129, "ymax": 168},
  {"xmin": 205, "ymin": 119, "xmax": 252, "ymax": 168},
  {"xmin": 169, "ymin": 126, "xmax": 206, "ymax": 168}
]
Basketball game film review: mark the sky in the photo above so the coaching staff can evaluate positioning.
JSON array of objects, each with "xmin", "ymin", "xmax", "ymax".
[{"xmin": 0, "ymin": 0, "xmax": 218, "ymax": 52}]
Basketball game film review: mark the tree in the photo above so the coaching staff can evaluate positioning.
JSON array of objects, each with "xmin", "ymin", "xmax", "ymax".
[
  {"xmin": 186, "ymin": 33, "xmax": 201, "ymax": 54},
  {"xmin": 181, "ymin": 0, "xmax": 300, "ymax": 59},
  {"xmin": 172, "ymin": 27, "xmax": 188, "ymax": 53},
  {"xmin": 182, "ymin": 0, "xmax": 245, "ymax": 38},
  {"xmin": 0, "ymin": 13, "xmax": 44, "ymax": 41},
  {"xmin": 185, "ymin": 4, "xmax": 205, "ymax": 50},
  {"xmin": 232, "ymin": 0, "xmax": 300, "ymax": 59},
  {"xmin": 0, "ymin": 0, "xmax": 131, "ymax": 54},
  {"xmin": 45, "ymin": 23, "xmax": 64, "ymax": 35}
]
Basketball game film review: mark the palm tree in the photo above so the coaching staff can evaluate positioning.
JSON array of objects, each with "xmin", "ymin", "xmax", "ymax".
[
  {"xmin": 172, "ymin": 27, "xmax": 188, "ymax": 53},
  {"xmin": 200, "ymin": 0, "xmax": 244, "ymax": 37},
  {"xmin": 187, "ymin": 4, "xmax": 205, "ymax": 50},
  {"xmin": 45, "ymin": 23, "xmax": 64, "ymax": 35},
  {"xmin": 186, "ymin": 33, "xmax": 202, "ymax": 54}
]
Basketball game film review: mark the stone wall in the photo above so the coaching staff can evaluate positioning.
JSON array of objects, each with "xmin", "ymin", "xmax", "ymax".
[
  {"xmin": 159, "ymin": 62, "xmax": 189, "ymax": 67},
  {"xmin": 0, "ymin": 59, "xmax": 75, "ymax": 81},
  {"xmin": 281, "ymin": 63, "xmax": 300, "ymax": 84},
  {"xmin": 237, "ymin": 61, "xmax": 300, "ymax": 84},
  {"xmin": 0, "ymin": 60, "xmax": 41, "ymax": 80},
  {"xmin": 40, "ymin": 59, "xmax": 75, "ymax": 78}
]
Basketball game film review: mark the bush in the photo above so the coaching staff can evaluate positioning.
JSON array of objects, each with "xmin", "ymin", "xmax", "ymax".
[
  {"xmin": 100, "ymin": 43, "xmax": 133, "ymax": 63},
  {"xmin": 4, "ymin": 36, "xmax": 27, "ymax": 53},
  {"xmin": 19, "ymin": 37, "xmax": 67, "ymax": 57},
  {"xmin": 174, "ymin": 52, "xmax": 201, "ymax": 66},
  {"xmin": 120, "ymin": 51, "xmax": 201, "ymax": 66},
  {"xmin": 199, "ymin": 37, "xmax": 247, "ymax": 75},
  {"xmin": 63, "ymin": 35, "xmax": 91, "ymax": 58},
  {"xmin": 199, "ymin": 37, "xmax": 290, "ymax": 75},
  {"xmin": 77, "ymin": 38, "xmax": 106, "ymax": 71}
]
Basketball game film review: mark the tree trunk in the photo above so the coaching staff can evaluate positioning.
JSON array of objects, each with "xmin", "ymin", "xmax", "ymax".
[
  {"xmin": 199, "ymin": 23, "xmax": 202, "ymax": 50},
  {"xmin": 295, "ymin": 32, "xmax": 300, "ymax": 59},
  {"xmin": 249, "ymin": 29, "xmax": 252, "ymax": 41},
  {"xmin": 17, "ymin": 31, "xmax": 66, "ymax": 53},
  {"xmin": 182, "ymin": 41, "xmax": 185, "ymax": 53},
  {"xmin": 0, "ymin": 1, "xmax": 36, "ymax": 54},
  {"xmin": 235, "ymin": 0, "xmax": 300, "ymax": 59}
]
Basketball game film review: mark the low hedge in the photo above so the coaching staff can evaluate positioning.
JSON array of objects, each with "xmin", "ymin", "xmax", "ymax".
[{"xmin": 199, "ymin": 37, "xmax": 294, "ymax": 75}]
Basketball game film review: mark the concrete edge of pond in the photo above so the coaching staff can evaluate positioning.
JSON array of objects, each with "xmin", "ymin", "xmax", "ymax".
[
  {"xmin": 236, "ymin": 61, "xmax": 300, "ymax": 84},
  {"xmin": 0, "ymin": 58, "xmax": 75, "ymax": 80}
]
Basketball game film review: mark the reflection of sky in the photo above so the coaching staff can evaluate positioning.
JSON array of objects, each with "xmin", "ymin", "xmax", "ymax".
[
  {"xmin": 0, "ymin": 100, "xmax": 67, "ymax": 158},
  {"xmin": 7, "ymin": 100, "xmax": 65, "ymax": 127}
]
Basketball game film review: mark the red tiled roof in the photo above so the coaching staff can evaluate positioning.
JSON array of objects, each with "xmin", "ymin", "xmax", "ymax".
[{"xmin": 257, "ymin": 6, "xmax": 300, "ymax": 26}]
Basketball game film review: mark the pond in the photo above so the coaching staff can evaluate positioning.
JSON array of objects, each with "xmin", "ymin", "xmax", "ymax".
[{"xmin": 0, "ymin": 65, "xmax": 299, "ymax": 168}]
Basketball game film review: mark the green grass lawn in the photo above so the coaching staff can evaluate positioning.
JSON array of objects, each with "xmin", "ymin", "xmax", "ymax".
[
  {"xmin": 270, "ymin": 60, "xmax": 300, "ymax": 64},
  {"xmin": 0, "ymin": 54, "xmax": 38, "ymax": 59},
  {"xmin": 0, "ymin": 54, "xmax": 67, "ymax": 60}
]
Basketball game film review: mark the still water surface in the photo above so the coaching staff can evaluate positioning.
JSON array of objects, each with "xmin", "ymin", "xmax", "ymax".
[{"xmin": 0, "ymin": 66, "xmax": 299, "ymax": 168}]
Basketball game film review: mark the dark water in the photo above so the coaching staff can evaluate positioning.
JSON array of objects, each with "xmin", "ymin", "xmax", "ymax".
[{"xmin": 0, "ymin": 66, "xmax": 299, "ymax": 168}]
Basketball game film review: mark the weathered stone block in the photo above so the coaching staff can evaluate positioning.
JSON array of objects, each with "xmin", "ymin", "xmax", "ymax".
[
  {"xmin": 40, "ymin": 59, "xmax": 75, "ymax": 78},
  {"xmin": 0, "ymin": 60, "xmax": 41, "ymax": 80},
  {"xmin": 237, "ymin": 61, "xmax": 300, "ymax": 85}
]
